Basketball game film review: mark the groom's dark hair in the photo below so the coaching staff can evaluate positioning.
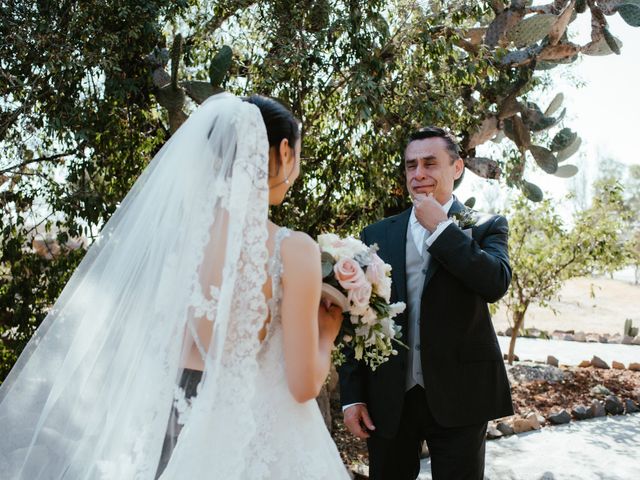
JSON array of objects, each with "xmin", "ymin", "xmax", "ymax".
[{"xmin": 406, "ymin": 126, "xmax": 461, "ymax": 163}]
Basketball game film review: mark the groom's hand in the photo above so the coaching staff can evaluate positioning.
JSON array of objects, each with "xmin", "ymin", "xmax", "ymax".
[
  {"xmin": 413, "ymin": 193, "xmax": 447, "ymax": 232},
  {"xmin": 343, "ymin": 404, "xmax": 375, "ymax": 439}
]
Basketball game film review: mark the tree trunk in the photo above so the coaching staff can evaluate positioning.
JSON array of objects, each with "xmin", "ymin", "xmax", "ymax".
[{"xmin": 508, "ymin": 310, "xmax": 526, "ymax": 365}]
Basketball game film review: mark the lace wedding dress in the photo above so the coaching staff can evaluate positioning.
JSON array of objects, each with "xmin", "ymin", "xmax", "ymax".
[{"xmin": 0, "ymin": 94, "xmax": 349, "ymax": 479}]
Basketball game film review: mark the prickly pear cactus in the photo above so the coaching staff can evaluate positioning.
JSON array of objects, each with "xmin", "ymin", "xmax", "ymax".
[
  {"xmin": 529, "ymin": 145, "xmax": 558, "ymax": 174},
  {"xmin": 544, "ymin": 93, "xmax": 564, "ymax": 116},
  {"xmin": 550, "ymin": 128, "xmax": 577, "ymax": 152},
  {"xmin": 618, "ymin": 3, "xmax": 640, "ymax": 27},
  {"xmin": 209, "ymin": 46, "xmax": 233, "ymax": 88},
  {"xmin": 556, "ymin": 136, "xmax": 582, "ymax": 162},
  {"xmin": 506, "ymin": 14, "xmax": 557, "ymax": 48},
  {"xmin": 581, "ymin": 34, "xmax": 623, "ymax": 55},
  {"xmin": 522, "ymin": 180, "xmax": 543, "ymax": 202},
  {"xmin": 554, "ymin": 164, "xmax": 579, "ymax": 178}
]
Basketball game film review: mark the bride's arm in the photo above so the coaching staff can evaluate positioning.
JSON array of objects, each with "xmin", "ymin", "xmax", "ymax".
[{"xmin": 280, "ymin": 232, "xmax": 342, "ymax": 403}]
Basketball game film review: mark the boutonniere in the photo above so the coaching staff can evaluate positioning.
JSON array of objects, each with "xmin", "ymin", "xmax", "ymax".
[{"xmin": 450, "ymin": 208, "xmax": 477, "ymax": 229}]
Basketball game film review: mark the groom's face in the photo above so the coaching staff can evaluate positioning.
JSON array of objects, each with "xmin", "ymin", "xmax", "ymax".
[{"xmin": 404, "ymin": 137, "xmax": 463, "ymax": 205}]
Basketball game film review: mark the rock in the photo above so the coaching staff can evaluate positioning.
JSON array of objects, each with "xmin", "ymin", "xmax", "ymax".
[
  {"xmin": 497, "ymin": 330, "xmax": 504, "ymax": 336},
  {"xmin": 578, "ymin": 360, "xmax": 591, "ymax": 368},
  {"xmin": 609, "ymin": 333, "xmax": 622, "ymax": 344},
  {"xmin": 605, "ymin": 395, "xmax": 625, "ymax": 415},
  {"xmin": 486, "ymin": 425, "xmax": 503, "ymax": 439},
  {"xmin": 546, "ymin": 355, "xmax": 559, "ymax": 367},
  {"xmin": 622, "ymin": 335, "xmax": 634, "ymax": 345},
  {"xmin": 629, "ymin": 363, "xmax": 640, "ymax": 372},
  {"xmin": 505, "ymin": 327, "xmax": 514, "ymax": 337},
  {"xmin": 588, "ymin": 400, "xmax": 606, "ymax": 418},
  {"xmin": 506, "ymin": 362, "xmax": 565, "ymax": 384},
  {"xmin": 633, "ymin": 335, "xmax": 640, "ymax": 346},
  {"xmin": 624, "ymin": 399, "xmax": 640, "ymax": 414},
  {"xmin": 612, "ymin": 361, "xmax": 625, "ymax": 370},
  {"xmin": 548, "ymin": 409, "xmax": 571, "ymax": 425},
  {"xmin": 350, "ymin": 463, "xmax": 369, "ymax": 479},
  {"xmin": 586, "ymin": 333, "xmax": 600, "ymax": 343},
  {"xmin": 513, "ymin": 418, "xmax": 534, "ymax": 433},
  {"xmin": 496, "ymin": 421, "xmax": 515, "ymax": 436},
  {"xmin": 563, "ymin": 334, "xmax": 575, "ymax": 341},
  {"xmin": 525, "ymin": 412, "xmax": 543, "ymax": 429},
  {"xmin": 503, "ymin": 353, "xmax": 519, "ymax": 361},
  {"xmin": 574, "ymin": 331, "xmax": 586, "ymax": 342},
  {"xmin": 551, "ymin": 330, "xmax": 566, "ymax": 340},
  {"xmin": 599, "ymin": 334, "xmax": 609, "ymax": 343},
  {"xmin": 590, "ymin": 384, "xmax": 612, "ymax": 397},
  {"xmin": 591, "ymin": 356, "xmax": 610, "ymax": 369},
  {"xmin": 571, "ymin": 405, "xmax": 590, "ymax": 420}
]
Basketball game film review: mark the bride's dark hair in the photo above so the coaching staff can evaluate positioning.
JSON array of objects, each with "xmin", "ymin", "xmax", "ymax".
[{"xmin": 243, "ymin": 95, "xmax": 300, "ymax": 149}]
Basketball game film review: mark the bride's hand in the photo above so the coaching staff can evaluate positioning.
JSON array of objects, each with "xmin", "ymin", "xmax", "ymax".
[{"xmin": 317, "ymin": 301, "xmax": 343, "ymax": 342}]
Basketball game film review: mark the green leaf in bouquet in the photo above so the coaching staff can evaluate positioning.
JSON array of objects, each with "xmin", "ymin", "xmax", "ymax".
[{"xmin": 320, "ymin": 251, "xmax": 335, "ymax": 278}]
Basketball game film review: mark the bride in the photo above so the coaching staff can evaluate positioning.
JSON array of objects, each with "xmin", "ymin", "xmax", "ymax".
[{"xmin": 0, "ymin": 93, "xmax": 351, "ymax": 479}]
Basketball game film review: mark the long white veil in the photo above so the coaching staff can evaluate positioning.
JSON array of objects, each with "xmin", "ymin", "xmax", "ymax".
[{"xmin": 0, "ymin": 93, "xmax": 271, "ymax": 479}]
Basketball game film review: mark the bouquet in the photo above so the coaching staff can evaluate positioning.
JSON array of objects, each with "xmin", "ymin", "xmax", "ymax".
[{"xmin": 317, "ymin": 233, "xmax": 406, "ymax": 371}]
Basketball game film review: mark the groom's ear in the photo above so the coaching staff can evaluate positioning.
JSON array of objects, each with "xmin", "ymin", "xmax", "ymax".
[{"xmin": 453, "ymin": 157, "xmax": 464, "ymax": 179}]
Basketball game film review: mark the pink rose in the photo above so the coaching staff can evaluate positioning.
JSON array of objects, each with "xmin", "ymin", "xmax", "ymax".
[
  {"xmin": 348, "ymin": 283, "xmax": 372, "ymax": 309},
  {"xmin": 334, "ymin": 258, "xmax": 366, "ymax": 290}
]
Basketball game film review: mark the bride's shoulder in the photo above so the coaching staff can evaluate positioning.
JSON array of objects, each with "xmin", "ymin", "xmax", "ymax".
[{"xmin": 278, "ymin": 229, "xmax": 320, "ymax": 264}]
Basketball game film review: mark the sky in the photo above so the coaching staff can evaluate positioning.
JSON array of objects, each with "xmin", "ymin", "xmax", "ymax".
[{"xmin": 457, "ymin": 9, "xmax": 640, "ymax": 211}]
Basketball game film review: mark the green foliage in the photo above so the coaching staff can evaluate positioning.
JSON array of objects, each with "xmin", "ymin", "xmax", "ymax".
[
  {"xmin": 501, "ymin": 182, "xmax": 634, "ymax": 362},
  {"xmin": 1, "ymin": 0, "xmax": 637, "ymax": 379}
]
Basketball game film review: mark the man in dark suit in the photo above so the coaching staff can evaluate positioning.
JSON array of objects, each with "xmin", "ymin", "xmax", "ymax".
[{"xmin": 338, "ymin": 127, "xmax": 513, "ymax": 480}]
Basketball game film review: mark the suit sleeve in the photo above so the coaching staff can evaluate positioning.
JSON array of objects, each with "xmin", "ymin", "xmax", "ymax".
[
  {"xmin": 427, "ymin": 215, "xmax": 511, "ymax": 303},
  {"xmin": 336, "ymin": 228, "xmax": 370, "ymax": 407}
]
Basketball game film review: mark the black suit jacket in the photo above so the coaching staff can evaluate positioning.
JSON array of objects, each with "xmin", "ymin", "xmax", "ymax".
[{"xmin": 338, "ymin": 200, "xmax": 514, "ymax": 437}]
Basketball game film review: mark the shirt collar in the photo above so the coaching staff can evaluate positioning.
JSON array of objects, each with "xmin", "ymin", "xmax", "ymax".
[{"xmin": 410, "ymin": 195, "xmax": 455, "ymax": 227}]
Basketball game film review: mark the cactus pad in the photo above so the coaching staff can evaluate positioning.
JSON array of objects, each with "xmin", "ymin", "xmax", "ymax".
[
  {"xmin": 522, "ymin": 180, "xmax": 544, "ymax": 201},
  {"xmin": 556, "ymin": 136, "xmax": 582, "ymax": 161},
  {"xmin": 544, "ymin": 93, "xmax": 564, "ymax": 116},
  {"xmin": 209, "ymin": 46, "xmax": 233, "ymax": 87},
  {"xmin": 529, "ymin": 145, "xmax": 558, "ymax": 173},
  {"xmin": 554, "ymin": 164, "xmax": 579, "ymax": 178},
  {"xmin": 618, "ymin": 4, "xmax": 640, "ymax": 27},
  {"xmin": 550, "ymin": 127, "xmax": 577, "ymax": 152},
  {"xmin": 582, "ymin": 34, "xmax": 623, "ymax": 55},
  {"xmin": 507, "ymin": 14, "xmax": 557, "ymax": 48}
]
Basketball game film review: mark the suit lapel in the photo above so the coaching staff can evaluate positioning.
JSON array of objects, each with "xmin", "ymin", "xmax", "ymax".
[{"xmin": 386, "ymin": 208, "xmax": 411, "ymax": 304}]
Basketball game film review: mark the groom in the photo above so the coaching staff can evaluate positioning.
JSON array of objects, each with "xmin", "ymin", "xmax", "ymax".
[{"xmin": 338, "ymin": 127, "xmax": 513, "ymax": 479}]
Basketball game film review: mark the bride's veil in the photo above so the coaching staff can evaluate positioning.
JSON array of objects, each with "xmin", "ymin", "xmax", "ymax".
[{"xmin": 0, "ymin": 93, "xmax": 271, "ymax": 479}]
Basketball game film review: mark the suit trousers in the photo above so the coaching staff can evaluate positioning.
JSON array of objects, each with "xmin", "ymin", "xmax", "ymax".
[{"xmin": 367, "ymin": 386, "xmax": 487, "ymax": 480}]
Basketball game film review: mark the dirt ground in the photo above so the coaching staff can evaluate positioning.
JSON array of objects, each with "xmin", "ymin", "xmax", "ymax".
[
  {"xmin": 331, "ymin": 366, "xmax": 640, "ymax": 470},
  {"xmin": 492, "ymin": 276, "xmax": 640, "ymax": 336}
]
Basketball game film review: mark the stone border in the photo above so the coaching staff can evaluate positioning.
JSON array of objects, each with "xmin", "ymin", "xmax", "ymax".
[{"xmin": 498, "ymin": 329, "xmax": 640, "ymax": 345}]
